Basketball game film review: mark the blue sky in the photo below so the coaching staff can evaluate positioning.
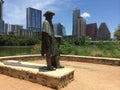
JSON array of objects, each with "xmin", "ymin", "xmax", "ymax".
[{"xmin": 3, "ymin": 0, "xmax": 120, "ymax": 37}]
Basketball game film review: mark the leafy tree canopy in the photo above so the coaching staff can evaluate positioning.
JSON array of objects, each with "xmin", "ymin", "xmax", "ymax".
[{"xmin": 114, "ymin": 24, "xmax": 120, "ymax": 40}]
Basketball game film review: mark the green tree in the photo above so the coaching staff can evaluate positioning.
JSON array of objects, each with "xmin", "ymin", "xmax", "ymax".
[
  {"xmin": 114, "ymin": 24, "xmax": 120, "ymax": 40},
  {"xmin": 74, "ymin": 36, "xmax": 86, "ymax": 46},
  {"xmin": 0, "ymin": 34, "xmax": 40, "ymax": 46}
]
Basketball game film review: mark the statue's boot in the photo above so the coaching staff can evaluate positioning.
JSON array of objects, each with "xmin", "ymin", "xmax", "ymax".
[
  {"xmin": 48, "ymin": 66, "xmax": 56, "ymax": 71},
  {"xmin": 46, "ymin": 58, "xmax": 56, "ymax": 70},
  {"xmin": 55, "ymin": 56, "xmax": 64, "ymax": 69}
]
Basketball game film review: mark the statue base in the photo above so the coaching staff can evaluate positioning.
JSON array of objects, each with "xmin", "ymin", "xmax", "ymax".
[{"xmin": 0, "ymin": 60, "xmax": 74, "ymax": 89}]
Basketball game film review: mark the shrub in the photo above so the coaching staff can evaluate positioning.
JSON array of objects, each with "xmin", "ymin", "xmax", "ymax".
[
  {"xmin": 0, "ymin": 34, "xmax": 40, "ymax": 46},
  {"xmin": 74, "ymin": 36, "xmax": 86, "ymax": 46},
  {"xmin": 60, "ymin": 42, "xmax": 74, "ymax": 54},
  {"xmin": 91, "ymin": 50, "xmax": 104, "ymax": 57},
  {"xmin": 31, "ymin": 44, "xmax": 41, "ymax": 54}
]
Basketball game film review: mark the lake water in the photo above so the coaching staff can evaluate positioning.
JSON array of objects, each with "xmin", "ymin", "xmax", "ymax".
[{"xmin": 0, "ymin": 46, "xmax": 33, "ymax": 57}]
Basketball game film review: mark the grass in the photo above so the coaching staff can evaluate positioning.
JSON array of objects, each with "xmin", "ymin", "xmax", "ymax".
[{"xmin": 59, "ymin": 41, "xmax": 120, "ymax": 58}]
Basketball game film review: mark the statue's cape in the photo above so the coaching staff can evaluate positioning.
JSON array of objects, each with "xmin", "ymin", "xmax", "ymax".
[{"xmin": 41, "ymin": 31, "xmax": 52, "ymax": 55}]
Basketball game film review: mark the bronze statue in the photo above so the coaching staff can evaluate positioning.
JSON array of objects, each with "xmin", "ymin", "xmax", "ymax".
[
  {"xmin": 41, "ymin": 11, "xmax": 64, "ymax": 70},
  {"xmin": 0, "ymin": 0, "xmax": 4, "ymax": 20}
]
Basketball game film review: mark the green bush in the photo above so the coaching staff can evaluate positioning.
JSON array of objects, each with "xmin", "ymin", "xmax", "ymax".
[
  {"xmin": 74, "ymin": 36, "xmax": 86, "ymax": 46},
  {"xmin": 0, "ymin": 34, "xmax": 40, "ymax": 46},
  {"xmin": 31, "ymin": 44, "xmax": 41, "ymax": 54},
  {"xmin": 60, "ymin": 42, "xmax": 73, "ymax": 54},
  {"xmin": 91, "ymin": 50, "xmax": 104, "ymax": 57}
]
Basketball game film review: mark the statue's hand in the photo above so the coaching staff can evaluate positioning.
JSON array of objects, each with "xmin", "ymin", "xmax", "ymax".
[{"xmin": 41, "ymin": 53, "xmax": 44, "ymax": 56}]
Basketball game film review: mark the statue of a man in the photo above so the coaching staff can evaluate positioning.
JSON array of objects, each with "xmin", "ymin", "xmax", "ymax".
[
  {"xmin": 0, "ymin": 0, "xmax": 4, "ymax": 20},
  {"xmin": 41, "ymin": 11, "xmax": 64, "ymax": 70}
]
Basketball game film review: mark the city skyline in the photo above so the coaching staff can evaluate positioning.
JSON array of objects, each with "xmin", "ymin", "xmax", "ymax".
[{"xmin": 3, "ymin": 0, "xmax": 120, "ymax": 38}]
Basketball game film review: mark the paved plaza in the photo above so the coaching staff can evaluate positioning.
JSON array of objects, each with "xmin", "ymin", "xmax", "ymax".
[{"xmin": 0, "ymin": 60, "xmax": 120, "ymax": 90}]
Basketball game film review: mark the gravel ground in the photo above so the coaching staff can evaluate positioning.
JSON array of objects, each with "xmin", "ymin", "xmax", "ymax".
[{"xmin": 0, "ymin": 60, "xmax": 120, "ymax": 90}]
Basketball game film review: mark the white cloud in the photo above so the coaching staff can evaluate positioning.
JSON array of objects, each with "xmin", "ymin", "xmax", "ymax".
[{"xmin": 81, "ymin": 12, "xmax": 91, "ymax": 18}]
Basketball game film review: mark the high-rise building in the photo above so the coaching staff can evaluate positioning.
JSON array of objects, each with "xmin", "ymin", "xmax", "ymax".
[
  {"xmin": 10, "ymin": 24, "xmax": 23, "ymax": 36},
  {"xmin": 53, "ymin": 23, "xmax": 66, "ymax": 36},
  {"xmin": 97, "ymin": 22, "xmax": 111, "ymax": 40},
  {"xmin": 0, "ymin": 0, "xmax": 4, "ymax": 34},
  {"xmin": 4, "ymin": 23, "xmax": 10, "ymax": 35},
  {"xmin": 53, "ymin": 23, "xmax": 58, "ymax": 35},
  {"xmin": 86, "ymin": 23, "xmax": 98, "ymax": 40},
  {"xmin": 77, "ymin": 17, "xmax": 86, "ymax": 37},
  {"xmin": 72, "ymin": 8, "xmax": 80, "ymax": 36},
  {"xmin": 3, "ymin": 22, "xmax": 33, "ymax": 37},
  {"xmin": 62, "ymin": 26, "xmax": 66, "ymax": 36},
  {"xmin": 20, "ymin": 29, "xmax": 33, "ymax": 38},
  {"xmin": 26, "ymin": 7, "xmax": 42, "ymax": 32},
  {"xmin": 4, "ymin": 23, "xmax": 8, "ymax": 35},
  {"xmin": 11, "ymin": 24, "xmax": 23, "ymax": 32},
  {"xmin": 7, "ymin": 23, "xmax": 33, "ymax": 38}
]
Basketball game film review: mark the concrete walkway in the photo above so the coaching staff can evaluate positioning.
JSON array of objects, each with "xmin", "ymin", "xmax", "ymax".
[{"xmin": 0, "ymin": 60, "xmax": 120, "ymax": 90}]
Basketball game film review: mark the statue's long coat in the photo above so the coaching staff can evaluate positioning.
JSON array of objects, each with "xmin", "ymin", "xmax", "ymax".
[{"xmin": 41, "ymin": 20, "xmax": 58, "ymax": 56}]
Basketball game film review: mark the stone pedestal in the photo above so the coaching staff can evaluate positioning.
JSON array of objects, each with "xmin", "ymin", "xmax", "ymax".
[{"xmin": 0, "ymin": 60, "xmax": 74, "ymax": 89}]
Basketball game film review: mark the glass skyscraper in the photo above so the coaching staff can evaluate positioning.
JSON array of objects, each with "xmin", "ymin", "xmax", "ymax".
[
  {"xmin": 26, "ymin": 7, "xmax": 42, "ymax": 32},
  {"xmin": 53, "ymin": 23, "xmax": 66, "ymax": 36},
  {"xmin": 72, "ymin": 8, "xmax": 80, "ymax": 36}
]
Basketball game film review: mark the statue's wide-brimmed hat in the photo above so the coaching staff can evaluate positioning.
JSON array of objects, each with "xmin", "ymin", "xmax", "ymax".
[{"xmin": 43, "ymin": 11, "xmax": 55, "ymax": 17}]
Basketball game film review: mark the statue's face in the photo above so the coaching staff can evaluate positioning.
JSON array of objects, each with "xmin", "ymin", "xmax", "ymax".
[
  {"xmin": 49, "ymin": 15, "xmax": 53, "ymax": 19},
  {"xmin": 46, "ymin": 15, "xmax": 53, "ymax": 20}
]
